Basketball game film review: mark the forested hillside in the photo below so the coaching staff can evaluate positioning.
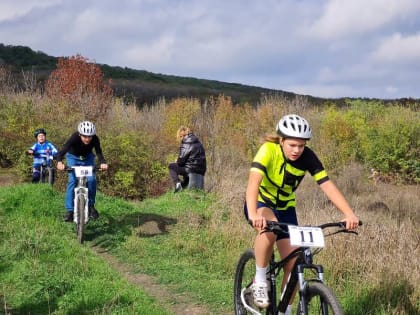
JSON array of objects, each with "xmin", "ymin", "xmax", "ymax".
[{"xmin": 0, "ymin": 43, "xmax": 305, "ymax": 106}]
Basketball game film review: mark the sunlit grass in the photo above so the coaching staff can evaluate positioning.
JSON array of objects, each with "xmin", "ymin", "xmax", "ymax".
[
  {"xmin": 0, "ymin": 184, "xmax": 170, "ymax": 315},
  {"xmin": 0, "ymin": 177, "xmax": 418, "ymax": 314}
]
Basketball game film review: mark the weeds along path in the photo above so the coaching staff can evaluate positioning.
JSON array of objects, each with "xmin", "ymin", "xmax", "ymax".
[
  {"xmin": 91, "ymin": 246, "xmax": 215, "ymax": 315},
  {"xmin": 0, "ymin": 170, "xmax": 18, "ymax": 186}
]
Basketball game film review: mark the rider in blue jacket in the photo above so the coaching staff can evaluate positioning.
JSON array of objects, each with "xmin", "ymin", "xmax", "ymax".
[{"xmin": 27, "ymin": 128, "xmax": 58, "ymax": 183}]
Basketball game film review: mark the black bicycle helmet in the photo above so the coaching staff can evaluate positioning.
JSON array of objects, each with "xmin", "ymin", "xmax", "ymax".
[{"xmin": 34, "ymin": 128, "xmax": 47, "ymax": 138}]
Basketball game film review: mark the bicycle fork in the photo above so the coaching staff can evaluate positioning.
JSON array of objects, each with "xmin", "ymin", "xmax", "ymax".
[{"xmin": 296, "ymin": 263, "xmax": 324, "ymax": 315}]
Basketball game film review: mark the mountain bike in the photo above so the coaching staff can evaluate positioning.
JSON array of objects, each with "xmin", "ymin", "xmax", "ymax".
[
  {"xmin": 65, "ymin": 166, "xmax": 96, "ymax": 244},
  {"xmin": 27, "ymin": 152, "xmax": 55, "ymax": 184},
  {"xmin": 234, "ymin": 220, "xmax": 361, "ymax": 315}
]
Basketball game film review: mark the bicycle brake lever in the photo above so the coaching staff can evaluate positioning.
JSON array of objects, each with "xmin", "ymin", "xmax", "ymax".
[
  {"xmin": 344, "ymin": 230, "xmax": 359, "ymax": 235},
  {"xmin": 262, "ymin": 223, "xmax": 285, "ymax": 235}
]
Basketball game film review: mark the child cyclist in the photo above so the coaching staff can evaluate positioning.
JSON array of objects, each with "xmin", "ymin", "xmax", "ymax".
[
  {"xmin": 56, "ymin": 121, "xmax": 108, "ymax": 222},
  {"xmin": 244, "ymin": 114, "xmax": 359, "ymax": 314},
  {"xmin": 27, "ymin": 128, "xmax": 58, "ymax": 183}
]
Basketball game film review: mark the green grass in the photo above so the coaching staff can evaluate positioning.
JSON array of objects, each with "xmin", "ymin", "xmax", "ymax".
[
  {"xmin": 0, "ymin": 183, "xmax": 235, "ymax": 314},
  {"xmin": 0, "ymin": 184, "xmax": 171, "ymax": 315},
  {"xmin": 1, "ymin": 183, "xmax": 418, "ymax": 315},
  {"xmin": 91, "ymin": 190, "xmax": 235, "ymax": 313}
]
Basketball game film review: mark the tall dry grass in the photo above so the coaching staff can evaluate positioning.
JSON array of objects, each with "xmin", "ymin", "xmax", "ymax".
[{"xmin": 208, "ymin": 160, "xmax": 420, "ymax": 311}]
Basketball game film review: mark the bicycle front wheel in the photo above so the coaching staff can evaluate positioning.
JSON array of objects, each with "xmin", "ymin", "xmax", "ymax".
[
  {"xmin": 76, "ymin": 194, "xmax": 86, "ymax": 244},
  {"xmin": 298, "ymin": 282, "xmax": 343, "ymax": 315},
  {"xmin": 234, "ymin": 249, "xmax": 269, "ymax": 315},
  {"xmin": 40, "ymin": 166, "xmax": 46, "ymax": 183},
  {"xmin": 47, "ymin": 167, "xmax": 54, "ymax": 185}
]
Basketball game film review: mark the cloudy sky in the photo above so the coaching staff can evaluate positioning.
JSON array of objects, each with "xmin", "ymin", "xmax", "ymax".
[{"xmin": 1, "ymin": 0, "xmax": 420, "ymax": 99}]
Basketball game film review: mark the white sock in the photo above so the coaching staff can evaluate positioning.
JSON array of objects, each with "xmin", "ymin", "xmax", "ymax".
[
  {"xmin": 255, "ymin": 264, "xmax": 268, "ymax": 283},
  {"xmin": 285, "ymin": 304, "xmax": 292, "ymax": 315}
]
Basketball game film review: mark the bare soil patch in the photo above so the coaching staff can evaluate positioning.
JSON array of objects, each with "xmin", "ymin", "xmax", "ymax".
[{"xmin": 0, "ymin": 170, "xmax": 18, "ymax": 186}]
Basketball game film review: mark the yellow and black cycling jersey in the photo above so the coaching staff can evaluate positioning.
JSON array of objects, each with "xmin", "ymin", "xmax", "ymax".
[{"xmin": 250, "ymin": 142, "xmax": 329, "ymax": 211}]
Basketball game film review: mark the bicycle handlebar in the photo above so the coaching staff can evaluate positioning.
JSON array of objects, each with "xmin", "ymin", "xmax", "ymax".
[
  {"xmin": 63, "ymin": 166, "xmax": 103, "ymax": 172},
  {"xmin": 255, "ymin": 220, "xmax": 363, "ymax": 236},
  {"xmin": 26, "ymin": 151, "xmax": 54, "ymax": 159}
]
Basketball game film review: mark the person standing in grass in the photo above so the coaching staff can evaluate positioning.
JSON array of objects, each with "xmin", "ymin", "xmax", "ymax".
[
  {"xmin": 244, "ymin": 114, "xmax": 359, "ymax": 313},
  {"xmin": 168, "ymin": 126, "xmax": 206, "ymax": 193},
  {"xmin": 27, "ymin": 128, "xmax": 58, "ymax": 183},
  {"xmin": 56, "ymin": 121, "xmax": 108, "ymax": 222}
]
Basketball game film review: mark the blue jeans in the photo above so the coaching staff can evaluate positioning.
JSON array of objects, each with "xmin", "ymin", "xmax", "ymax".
[{"xmin": 65, "ymin": 153, "xmax": 96, "ymax": 212}]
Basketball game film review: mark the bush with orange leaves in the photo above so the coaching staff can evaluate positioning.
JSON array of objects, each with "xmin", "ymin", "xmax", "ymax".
[{"xmin": 45, "ymin": 54, "xmax": 113, "ymax": 121}]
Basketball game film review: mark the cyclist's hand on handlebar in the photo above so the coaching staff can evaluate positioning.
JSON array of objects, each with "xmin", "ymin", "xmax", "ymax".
[
  {"xmin": 343, "ymin": 213, "xmax": 359, "ymax": 230},
  {"xmin": 57, "ymin": 161, "xmax": 65, "ymax": 171},
  {"xmin": 249, "ymin": 214, "xmax": 267, "ymax": 230},
  {"xmin": 99, "ymin": 163, "xmax": 108, "ymax": 171}
]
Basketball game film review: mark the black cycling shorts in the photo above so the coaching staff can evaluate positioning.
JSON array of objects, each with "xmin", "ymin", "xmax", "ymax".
[{"xmin": 243, "ymin": 201, "xmax": 298, "ymax": 240}]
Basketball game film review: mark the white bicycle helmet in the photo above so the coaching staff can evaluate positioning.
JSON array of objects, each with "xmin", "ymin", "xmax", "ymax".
[
  {"xmin": 276, "ymin": 114, "xmax": 312, "ymax": 139},
  {"xmin": 78, "ymin": 121, "xmax": 96, "ymax": 136}
]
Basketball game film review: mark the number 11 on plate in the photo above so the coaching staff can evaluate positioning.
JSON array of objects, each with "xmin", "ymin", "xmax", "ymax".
[{"xmin": 288, "ymin": 226, "xmax": 325, "ymax": 248}]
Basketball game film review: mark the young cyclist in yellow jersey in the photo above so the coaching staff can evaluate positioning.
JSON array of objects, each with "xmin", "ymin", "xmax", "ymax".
[{"xmin": 244, "ymin": 114, "xmax": 359, "ymax": 313}]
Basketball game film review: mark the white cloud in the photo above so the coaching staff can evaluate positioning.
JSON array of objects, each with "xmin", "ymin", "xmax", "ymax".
[
  {"xmin": 307, "ymin": 0, "xmax": 420, "ymax": 40},
  {"xmin": 0, "ymin": 0, "xmax": 60, "ymax": 22},
  {"xmin": 371, "ymin": 32, "xmax": 420, "ymax": 64},
  {"xmin": 122, "ymin": 35, "xmax": 176, "ymax": 68}
]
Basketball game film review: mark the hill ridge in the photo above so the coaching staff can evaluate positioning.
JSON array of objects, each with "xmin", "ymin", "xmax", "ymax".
[
  {"xmin": 1, "ymin": 43, "xmax": 418, "ymax": 106},
  {"xmin": 0, "ymin": 43, "xmax": 324, "ymax": 106}
]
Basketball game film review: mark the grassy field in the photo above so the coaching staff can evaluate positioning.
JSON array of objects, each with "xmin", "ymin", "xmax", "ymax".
[{"xmin": 0, "ymin": 172, "xmax": 418, "ymax": 314}]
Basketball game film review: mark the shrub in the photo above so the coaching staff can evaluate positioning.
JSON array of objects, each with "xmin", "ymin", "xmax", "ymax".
[
  {"xmin": 45, "ymin": 55, "xmax": 113, "ymax": 121},
  {"xmin": 99, "ymin": 131, "xmax": 167, "ymax": 199}
]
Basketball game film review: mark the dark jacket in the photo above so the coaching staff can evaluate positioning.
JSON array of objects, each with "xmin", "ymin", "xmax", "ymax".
[
  {"xmin": 56, "ymin": 132, "xmax": 106, "ymax": 164},
  {"xmin": 177, "ymin": 133, "xmax": 206, "ymax": 175}
]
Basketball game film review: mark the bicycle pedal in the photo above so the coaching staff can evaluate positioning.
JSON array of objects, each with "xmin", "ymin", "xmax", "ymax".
[{"xmin": 241, "ymin": 288, "xmax": 264, "ymax": 314}]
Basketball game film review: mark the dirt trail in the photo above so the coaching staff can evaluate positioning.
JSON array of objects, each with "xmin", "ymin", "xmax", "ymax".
[
  {"xmin": 0, "ymin": 171, "xmax": 18, "ymax": 187},
  {"xmin": 0, "ymin": 172, "xmax": 217, "ymax": 315},
  {"xmin": 92, "ymin": 247, "xmax": 212, "ymax": 315}
]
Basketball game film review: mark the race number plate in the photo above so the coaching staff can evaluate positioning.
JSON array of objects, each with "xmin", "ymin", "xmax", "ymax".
[
  {"xmin": 73, "ymin": 166, "xmax": 93, "ymax": 177},
  {"xmin": 289, "ymin": 226, "xmax": 325, "ymax": 248}
]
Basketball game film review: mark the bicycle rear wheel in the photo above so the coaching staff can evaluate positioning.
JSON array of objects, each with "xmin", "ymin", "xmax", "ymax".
[
  {"xmin": 76, "ymin": 194, "xmax": 86, "ymax": 244},
  {"xmin": 298, "ymin": 282, "xmax": 343, "ymax": 315}
]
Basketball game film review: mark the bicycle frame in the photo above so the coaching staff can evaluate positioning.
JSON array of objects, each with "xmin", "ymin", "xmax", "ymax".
[
  {"xmin": 269, "ymin": 247, "xmax": 323, "ymax": 314},
  {"xmin": 235, "ymin": 221, "xmax": 359, "ymax": 315}
]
